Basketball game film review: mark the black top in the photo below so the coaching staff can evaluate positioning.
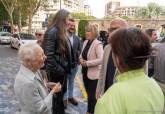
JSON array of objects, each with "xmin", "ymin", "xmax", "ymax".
[
  {"xmin": 82, "ymin": 40, "xmax": 93, "ymax": 75},
  {"xmin": 104, "ymin": 51, "xmax": 116, "ymax": 92}
]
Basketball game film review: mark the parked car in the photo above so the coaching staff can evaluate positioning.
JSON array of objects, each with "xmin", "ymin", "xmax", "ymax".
[
  {"xmin": 0, "ymin": 32, "xmax": 12, "ymax": 44},
  {"xmin": 10, "ymin": 33, "xmax": 36, "ymax": 49}
]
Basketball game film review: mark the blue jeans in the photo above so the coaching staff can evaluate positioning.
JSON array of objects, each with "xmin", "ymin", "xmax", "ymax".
[{"xmin": 64, "ymin": 66, "xmax": 78, "ymax": 99}]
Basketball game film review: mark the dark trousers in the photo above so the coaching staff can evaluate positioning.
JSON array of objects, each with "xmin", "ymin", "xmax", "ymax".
[
  {"xmin": 148, "ymin": 68, "xmax": 154, "ymax": 77},
  {"xmin": 83, "ymin": 73, "xmax": 98, "ymax": 114},
  {"xmin": 52, "ymin": 92, "xmax": 64, "ymax": 114},
  {"xmin": 48, "ymin": 71, "xmax": 67, "ymax": 114}
]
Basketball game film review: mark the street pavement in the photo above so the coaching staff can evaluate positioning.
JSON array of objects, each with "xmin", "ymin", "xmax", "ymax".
[{"xmin": 0, "ymin": 44, "xmax": 87, "ymax": 114}]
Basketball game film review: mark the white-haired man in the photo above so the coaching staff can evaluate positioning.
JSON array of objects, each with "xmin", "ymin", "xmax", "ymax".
[
  {"xmin": 14, "ymin": 43, "xmax": 61, "ymax": 114},
  {"xmin": 35, "ymin": 29, "xmax": 45, "ymax": 45}
]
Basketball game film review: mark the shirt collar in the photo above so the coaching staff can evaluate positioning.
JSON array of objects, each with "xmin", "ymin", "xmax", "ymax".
[
  {"xmin": 69, "ymin": 34, "xmax": 73, "ymax": 39},
  {"xmin": 20, "ymin": 64, "xmax": 37, "ymax": 81},
  {"xmin": 116, "ymin": 68, "xmax": 145, "ymax": 82}
]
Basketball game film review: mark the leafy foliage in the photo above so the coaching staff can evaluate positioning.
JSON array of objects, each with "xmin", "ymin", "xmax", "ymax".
[
  {"xmin": 120, "ymin": 15, "xmax": 129, "ymax": 20},
  {"xmin": 104, "ymin": 15, "xmax": 113, "ymax": 20},
  {"xmin": 0, "ymin": 2, "xmax": 8, "ymax": 23},
  {"xmin": 135, "ymin": 7, "xmax": 148, "ymax": 19},
  {"xmin": 78, "ymin": 20, "xmax": 88, "ymax": 41},
  {"xmin": 13, "ymin": 0, "xmax": 29, "ymax": 26},
  {"xmin": 13, "ymin": 8, "xmax": 28, "ymax": 26},
  {"xmin": 0, "ymin": 0, "xmax": 16, "ymax": 32},
  {"xmin": 71, "ymin": 13, "xmax": 96, "ymax": 20},
  {"xmin": 136, "ymin": 2, "xmax": 164, "ymax": 19}
]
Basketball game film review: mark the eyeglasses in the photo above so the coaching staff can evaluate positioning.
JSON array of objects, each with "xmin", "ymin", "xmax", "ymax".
[{"xmin": 35, "ymin": 33, "xmax": 43, "ymax": 37}]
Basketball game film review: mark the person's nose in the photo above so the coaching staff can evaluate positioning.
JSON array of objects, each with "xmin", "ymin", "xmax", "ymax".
[
  {"xmin": 43, "ymin": 54, "xmax": 47, "ymax": 61},
  {"xmin": 44, "ymin": 55, "xmax": 47, "ymax": 60}
]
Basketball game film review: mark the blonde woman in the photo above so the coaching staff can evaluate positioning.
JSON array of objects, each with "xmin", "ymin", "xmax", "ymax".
[{"xmin": 79, "ymin": 24, "xmax": 104, "ymax": 114}]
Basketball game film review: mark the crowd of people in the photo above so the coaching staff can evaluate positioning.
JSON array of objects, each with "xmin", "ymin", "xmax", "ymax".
[{"xmin": 14, "ymin": 9, "xmax": 165, "ymax": 114}]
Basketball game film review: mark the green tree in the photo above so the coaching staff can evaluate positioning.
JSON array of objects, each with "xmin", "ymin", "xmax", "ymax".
[
  {"xmin": 161, "ymin": 7, "xmax": 165, "ymax": 16},
  {"xmin": 13, "ymin": 1, "xmax": 28, "ymax": 28},
  {"xmin": 0, "ymin": 1, "xmax": 8, "ymax": 23},
  {"xmin": 0, "ymin": 0, "xmax": 28, "ymax": 32},
  {"xmin": 147, "ymin": 2, "xmax": 157, "ymax": 18},
  {"xmin": 27, "ymin": 0, "xmax": 42, "ymax": 33},
  {"xmin": 78, "ymin": 20, "xmax": 88, "ymax": 41},
  {"xmin": 136, "ymin": 2, "xmax": 163, "ymax": 19},
  {"xmin": 154, "ymin": 5, "xmax": 162, "ymax": 19},
  {"xmin": 120, "ymin": 15, "xmax": 129, "ymax": 20},
  {"xmin": 71, "ymin": 13, "xmax": 88, "ymax": 19},
  {"xmin": 14, "ymin": 0, "xmax": 28, "ymax": 32},
  {"xmin": 104, "ymin": 15, "xmax": 113, "ymax": 20},
  {"xmin": 87, "ymin": 16, "xmax": 96, "ymax": 20},
  {"xmin": 71, "ymin": 13, "xmax": 96, "ymax": 20},
  {"xmin": 136, "ymin": 7, "xmax": 148, "ymax": 19},
  {"xmin": 0, "ymin": 0, "xmax": 16, "ymax": 32}
]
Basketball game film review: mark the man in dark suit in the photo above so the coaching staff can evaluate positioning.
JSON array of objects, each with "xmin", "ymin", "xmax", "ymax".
[
  {"xmin": 145, "ymin": 28, "xmax": 158, "ymax": 77},
  {"xmin": 64, "ymin": 18, "xmax": 82, "ymax": 106}
]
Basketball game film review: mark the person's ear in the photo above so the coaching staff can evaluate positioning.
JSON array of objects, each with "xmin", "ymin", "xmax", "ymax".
[{"xmin": 25, "ymin": 58, "xmax": 32, "ymax": 66}]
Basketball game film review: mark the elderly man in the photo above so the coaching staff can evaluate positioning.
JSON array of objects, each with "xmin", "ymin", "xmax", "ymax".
[
  {"xmin": 35, "ymin": 29, "xmax": 45, "ymax": 45},
  {"xmin": 96, "ymin": 18, "xmax": 128, "ymax": 99},
  {"xmin": 14, "ymin": 43, "xmax": 61, "ymax": 114}
]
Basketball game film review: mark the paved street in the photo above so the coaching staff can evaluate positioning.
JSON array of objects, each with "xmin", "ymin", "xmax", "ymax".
[{"xmin": 0, "ymin": 44, "xmax": 87, "ymax": 114}]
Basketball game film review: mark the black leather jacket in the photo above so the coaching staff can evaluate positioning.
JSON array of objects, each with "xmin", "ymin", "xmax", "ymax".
[{"xmin": 42, "ymin": 27, "xmax": 69, "ymax": 76}]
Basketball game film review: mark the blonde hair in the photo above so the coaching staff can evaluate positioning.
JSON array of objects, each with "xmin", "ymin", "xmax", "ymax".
[{"xmin": 85, "ymin": 24, "xmax": 99, "ymax": 39}]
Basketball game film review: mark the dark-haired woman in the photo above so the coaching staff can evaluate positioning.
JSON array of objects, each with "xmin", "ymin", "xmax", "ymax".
[
  {"xmin": 42, "ymin": 9, "xmax": 71, "ymax": 114},
  {"xmin": 95, "ymin": 27, "xmax": 164, "ymax": 114}
]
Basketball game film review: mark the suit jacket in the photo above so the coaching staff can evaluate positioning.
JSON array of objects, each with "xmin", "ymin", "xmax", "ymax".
[
  {"xmin": 153, "ymin": 43, "xmax": 165, "ymax": 83},
  {"xmin": 72, "ymin": 34, "xmax": 82, "ymax": 65},
  {"xmin": 80, "ymin": 39, "xmax": 104, "ymax": 80},
  {"xmin": 14, "ymin": 65, "xmax": 53, "ymax": 114},
  {"xmin": 96, "ymin": 44, "xmax": 111, "ymax": 96}
]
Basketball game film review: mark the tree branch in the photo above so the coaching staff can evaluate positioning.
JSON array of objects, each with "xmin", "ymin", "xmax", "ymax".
[
  {"xmin": 1, "ymin": 0, "xmax": 10, "ymax": 13},
  {"xmin": 1, "ymin": 0, "xmax": 16, "ymax": 16},
  {"xmin": 33, "ymin": 0, "xmax": 41, "ymax": 15}
]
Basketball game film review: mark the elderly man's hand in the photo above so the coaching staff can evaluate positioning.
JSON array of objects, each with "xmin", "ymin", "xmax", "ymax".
[{"xmin": 46, "ymin": 82, "xmax": 56, "ymax": 89}]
